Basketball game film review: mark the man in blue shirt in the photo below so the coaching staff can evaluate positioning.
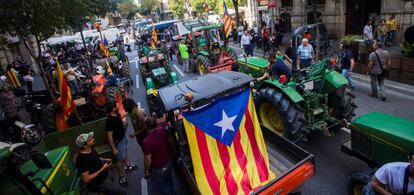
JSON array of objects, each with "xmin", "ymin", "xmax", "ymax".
[
  {"xmin": 296, "ymin": 38, "xmax": 315, "ymax": 69},
  {"xmin": 340, "ymin": 44, "xmax": 355, "ymax": 89},
  {"xmin": 271, "ymin": 52, "xmax": 292, "ymax": 80}
]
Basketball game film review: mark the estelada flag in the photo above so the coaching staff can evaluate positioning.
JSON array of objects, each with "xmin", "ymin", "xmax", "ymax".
[
  {"xmin": 151, "ymin": 22, "xmax": 158, "ymax": 48},
  {"xmin": 183, "ymin": 89, "xmax": 275, "ymax": 194},
  {"xmin": 223, "ymin": 0, "xmax": 232, "ymax": 38},
  {"xmin": 55, "ymin": 59, "xmax": 75, "ymax": 121}
]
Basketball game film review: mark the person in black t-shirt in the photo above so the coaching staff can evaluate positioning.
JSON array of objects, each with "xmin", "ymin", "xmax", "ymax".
[
  {"xmin": 75, "ymin": 132, "xmax": 126, "ymax": 195},
  {"xmin": 106, "ymin": 101, "xmax": 137, "ymax": 187}
]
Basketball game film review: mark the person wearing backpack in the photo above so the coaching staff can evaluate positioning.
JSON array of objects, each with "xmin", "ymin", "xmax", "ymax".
[{"xmin": 367, "ymin": 41, "xmax": 390, "ymax": 101}]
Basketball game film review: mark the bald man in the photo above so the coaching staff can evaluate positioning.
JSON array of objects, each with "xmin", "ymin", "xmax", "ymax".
[{"xmin": 296, "ymin": 38, "xmax": 315, "ymax": 69}]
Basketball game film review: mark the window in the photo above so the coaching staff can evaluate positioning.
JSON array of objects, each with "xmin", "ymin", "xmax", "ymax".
[
  {"xmin": 281, "ymin": 0, "xmax": 293, "ymax": 7},
  {"xmin": 307, "ymin": 0, "xmax": 326, "ymax": 6}
]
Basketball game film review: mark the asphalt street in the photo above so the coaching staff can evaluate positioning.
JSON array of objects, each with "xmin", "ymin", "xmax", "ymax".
[{"xmin": 119, "ymin": 42, "xmax": 414, "ymax": 195}]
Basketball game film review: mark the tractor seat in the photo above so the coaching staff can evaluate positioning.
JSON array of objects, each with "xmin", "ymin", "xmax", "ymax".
[{"xmin": 211, "ymin": 42, "xmax": 220, "ymax": 55}]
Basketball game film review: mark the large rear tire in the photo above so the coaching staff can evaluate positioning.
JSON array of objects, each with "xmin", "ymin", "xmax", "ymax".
[
  {"xmin": 42, "ymin": 104, "xmax": 57, "ymax": 135},
  {"xmin": 347, "ymin": 172, "xmax": 370, "ymax": 195},
  {"xmin": 255, "ymin": 87, "xmax": 306, "ymax": 143},
  {"xmin": 329, "ymin": 86, "xmax": 357, "ymax": 123},
  {"xmin": 197, "ymin": 55, "xmax": 210, "ymax": 75},
  {"xmin": 106, "ymin": 86, "xmax": 118, "ymax": 103}
]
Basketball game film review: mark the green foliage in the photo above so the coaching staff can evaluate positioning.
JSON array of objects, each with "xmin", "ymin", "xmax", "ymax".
[
  {"xmin": 340, "ymin": 35, "xmax": 361, "ymax": 45},
  {"xmin": 169, "ymin": 0, "xmax": 185, "ymax": 19},
  {"xmin": 190, "ymin": 0, "xmax": 219, "ymax": 15},
  {"xmin": 400, "ymin": 42, "xmax": 414, "ymax": 58},
  {"xmin": 0, "ymin": 0, "xmax": 113, "ymax": 58},
  {"xmin": 118, "ymin": 0, "xmax": 138, "ymax": 21},
  {"xmin": 138, "ymin": 0, "xmax": 160, "ymax": 17}
]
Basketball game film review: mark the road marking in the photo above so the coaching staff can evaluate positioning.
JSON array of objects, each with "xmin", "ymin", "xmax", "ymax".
[
  {"xmin": 173, "ymin": 64, "xmax": 185, "ymax": 76},
  {"xmin": 141, "ymin": 178, "xmax": 148, "ymax": 195},
  {"xmin": 341, "ymin": 127, "xmax": 351, "ymax": 134},
  {"xmin": 136, "ymin": 74, "xmax": 140, "ymax": 89},
  {"xmin": 129, "ymin": 60, "xmax": 138, "ymax": 69}
]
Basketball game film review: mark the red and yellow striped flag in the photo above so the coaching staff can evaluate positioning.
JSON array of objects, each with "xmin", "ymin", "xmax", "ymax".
[
  {"xmin": 56, "ymin": 60, "xmax": 75, "ymax": 121},
  {"xmin": 183, "ymin": 89, "xmax": 275, "ymax": 194},
  {"xmin": 223, "ymin": 0, "xmax": 232, "ymax": 38},
  {"xmin": 5, "ymin": 69, "xmax": 21, "ymax": 89},
  {"xmin": 151, "ymin": 22, "xmax": 158, "ymax": 48}
]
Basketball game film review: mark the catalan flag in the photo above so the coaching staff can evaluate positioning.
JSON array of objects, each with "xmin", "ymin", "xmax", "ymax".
[
  {"xmin": 182, "ymin": 89, "xmax": 275, "ymax": 194},
  {"xmin": 5, "ymin": 69, "xmax": 21, "ymax": 89},
  {"xmin": 56, "ymin": 59, "xmax": 75, "ymax": 121},
  {"xmin": 223, "ymin": 0, "xmax": 232, "ymax": 38},
  {"xmin": 151, "ymin": 22, "xmax": 158, "ymax": 48}
]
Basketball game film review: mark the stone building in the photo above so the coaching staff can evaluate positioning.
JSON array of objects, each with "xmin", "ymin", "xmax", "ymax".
[
  {"xmin": 0, "ymin": 35, "xmax": 39, "ymax": 73},
  {"xmin": 246, "ymin": 0, "xmax": 414, "ymax": 41}
]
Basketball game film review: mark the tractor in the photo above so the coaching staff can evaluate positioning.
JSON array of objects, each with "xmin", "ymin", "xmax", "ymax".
[
  {"xmin": 176, "ymin": 19, "xmax": 238, "ymax": 75},
  {"xmin": 236, "ymin": 23, "xmax": 356, "ymax": 143},
  {"xmin": 238, "ymin": 56, "xmax": 356, "ymax": 143},
  {"xmin": 43, "ymin": 62, "xmax": 128, "ymax": 133},
  {"xmin": 139, "ymin": 47, "xmax": 178, "ymax": 114},
  {"xmin": 0, "ymin": 142, "xmax": 80, "ymax": 194},
  {"xmin": 342, "ymin": 112, "xmax": 414, "ymax": 194}
]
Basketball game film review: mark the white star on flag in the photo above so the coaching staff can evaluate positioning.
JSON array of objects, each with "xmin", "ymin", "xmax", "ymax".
[{"xmin": 214, "ymin": 110, "xmax": 237, "ymax": 138}]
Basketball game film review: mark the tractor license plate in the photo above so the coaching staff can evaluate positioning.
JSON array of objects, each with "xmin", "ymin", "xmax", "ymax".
[
  {"xmin": 74, "ymin": 97, "xmax": 86, "ymax": 106},
  {"xmin": 304, "ymin": 81, "xmax": 314, "ymax": 91}
]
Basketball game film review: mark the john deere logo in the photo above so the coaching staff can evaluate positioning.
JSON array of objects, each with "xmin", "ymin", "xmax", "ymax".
[{"xmin": 62, "ymin": 163, "xmax": 71, "ymax": 177}]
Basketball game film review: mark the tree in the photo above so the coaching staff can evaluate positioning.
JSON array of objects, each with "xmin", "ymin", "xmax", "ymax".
[
  {"xmin": 229, "ymin": 0, "xmax": 247, "ymax": 27},
  {"xmin": 169, "ymin": 0, "xmax": 185, "ymax": 19},
  {"xmin": 0, "ymin": 0, "xmax": 113, "ymax": 100},
  {"xmin": 138, "ymin": 0, "xmax": 160, "ymax": 17},
  {"xmin": 190, "ymin": 0, "xmax": 219, "ymax": 16},
  {"xmin": 118, "ymin": 0, "xmax": 138, "ymax": 23}
]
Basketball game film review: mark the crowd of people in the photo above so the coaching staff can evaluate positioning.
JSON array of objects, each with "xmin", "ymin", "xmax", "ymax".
[{"xmin": 75, "ymin": 98, "xmax": 177, "ymax": 195}]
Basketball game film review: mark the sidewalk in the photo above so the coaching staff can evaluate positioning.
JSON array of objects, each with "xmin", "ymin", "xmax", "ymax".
[{"xmin": 228, "ymin": 42, "xmax": 414, "ymax": 97}]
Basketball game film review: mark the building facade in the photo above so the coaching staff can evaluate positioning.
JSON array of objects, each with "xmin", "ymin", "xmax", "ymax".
[
  {"xmin": 246, "ymin": 0, "xmax": 414, "ymax": 41},
  {"xmin": 0, "ymin": 35, "xmax": 38, "ymax": 72}
]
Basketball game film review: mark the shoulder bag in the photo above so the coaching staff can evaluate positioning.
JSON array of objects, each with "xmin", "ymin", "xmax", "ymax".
[{"xmin": 374, "ymin": 51, "xmax": 389, "ymax": 78}]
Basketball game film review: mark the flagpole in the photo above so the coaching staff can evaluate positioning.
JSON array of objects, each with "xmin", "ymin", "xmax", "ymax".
[{"xmin": 74, "ymin": 105, "xmax": 83, "ymax": 125}]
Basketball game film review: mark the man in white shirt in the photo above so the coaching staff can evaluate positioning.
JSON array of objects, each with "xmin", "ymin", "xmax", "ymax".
[
  {"xmin": 364, "ymin": 20, "xmax": 374, "ymax": 46},
  {"xmin": 237, "ymin": 25, "xmax": 244, "ymax": 43},
  {"xmin": 241, "ymin": 31, "xmax": 253, "ymax": 56},
  {"xmin": 363, "ymin": 152, "xmax": 414, "ymax": 195},
  {"xmin": 63, "ymin": 63, "xmax": 80, "ymax": 94}
]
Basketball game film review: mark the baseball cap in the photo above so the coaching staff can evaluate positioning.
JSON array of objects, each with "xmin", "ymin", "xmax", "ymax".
[
  {"xmin": 276, "ymin": 54, "xmax": 284, "ymax": 60},
  {"xmin": 75, "ymin": 132, "xmax": 94, "ymax": 147}
]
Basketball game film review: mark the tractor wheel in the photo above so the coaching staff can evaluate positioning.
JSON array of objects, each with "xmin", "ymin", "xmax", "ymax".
[
  {"xmin": 106, "ymin": 86, "xmax": 118, "ymax": 103},
  {"xmin": 42, "ymin": 104, "xmax": 57, "ymax": 135},
  {"xmin": 197, "ymin": 56, "xmax": 210, "ymax": 75},
  {"xmin": 228, "ymin": 49, "xmax": 238, "ymax": 60},
  {"xmin": 328, "ymin": 86, "xmax": 357, "ymax": 123},
  {"xmin": 347, "ymin": 172, "xmax": 370, "ymax": 195},
  {"xmin": 255, "ymin": 87, "xmax": 306, "ymax": 143}
]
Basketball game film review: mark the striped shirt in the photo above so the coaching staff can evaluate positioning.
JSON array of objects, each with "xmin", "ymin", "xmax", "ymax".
[{"xmin": 297, "ymin": 44, "xmax": 314, "ymax": 60}]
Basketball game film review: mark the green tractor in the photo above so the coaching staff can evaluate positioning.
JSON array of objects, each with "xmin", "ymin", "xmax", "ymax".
[
  {"xmin": 0, "ymin": 142, "xmax": 80, "ymax": 194},
  {"xmin": 237, "ymin": 23, "xmax": 355, "ymax": 143},
  {"xmin": 139, "ymin": 48, "xmax": 178, "ymax": 113},
  {"xmin": 238, "ymin": 56, "xmax": 356, "ymax": 142},
  {"xmin": 342, "ymin": 112, "xmax": 414, "ymax": 195},
  {"xmin": 179, "ymin": 20, "xmax": 237, "ymax": 75}
]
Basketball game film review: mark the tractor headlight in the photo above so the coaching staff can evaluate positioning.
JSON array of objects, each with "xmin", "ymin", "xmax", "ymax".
[{"xmin": 303, "ymin": 81, "xmax": 315, "ymax": 91}]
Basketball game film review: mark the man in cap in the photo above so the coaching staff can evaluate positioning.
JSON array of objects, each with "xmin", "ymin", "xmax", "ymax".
[{"xmin": 75, "ymin": 132, "xmax": 127, "ymax": 195}]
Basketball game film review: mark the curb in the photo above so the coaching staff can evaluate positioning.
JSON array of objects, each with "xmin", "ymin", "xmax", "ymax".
[
  {"xmin": 229, "ymin": 44, "xmax": 414, "ymax": 96},
  {"xmin": 351, "ymin": 73, "xmax": 414, "ymax": 97}
]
